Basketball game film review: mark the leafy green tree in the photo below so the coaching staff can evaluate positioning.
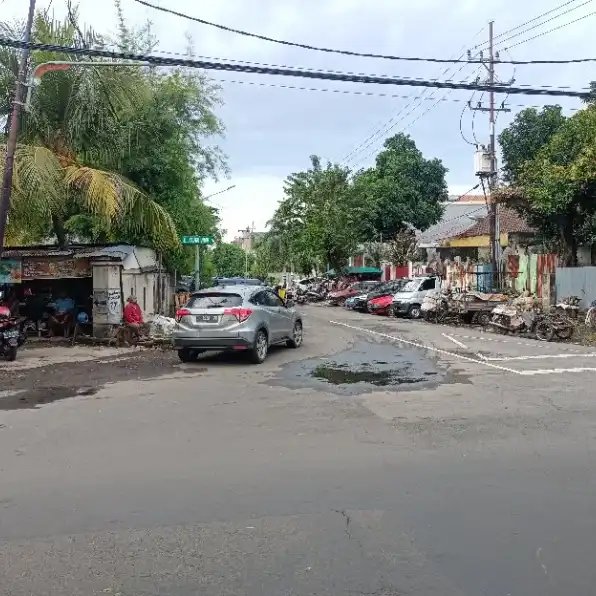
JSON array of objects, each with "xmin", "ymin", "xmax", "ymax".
[
  {"xmin": 499, "ymin": 105, "xmax": 596, "ymax": 265},
  {"xmin": 212, "ymin": 242, "xmax": 248, "ymax": 277},
  {"xmin": 499, "ymin": 106, "xmax": 567, "ymax": 183},
  {"xmin": 352, "ymin": 134, "xmax": 448, "ymax": 239},
  {"xmin": 1, "ymin": 7, "xmax": 225, "ymax": 264},
  {"xmin": 270, "ymin": 156, "xmax": 358, "ymax": 272}
]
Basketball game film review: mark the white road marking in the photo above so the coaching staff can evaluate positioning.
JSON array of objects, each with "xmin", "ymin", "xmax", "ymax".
[
  {"xmin": 479, "ymin": 353, "xmax": 596, "ymax": 362},
  {"xmin": 519, "ymin": 367, "xmax": 596, "ymax": 376},
  {"xmin": 445, "ymin": 331, "xmax": 585, "ymax": 351},
  {"xmin": 442, "ymin": 333, "xmax": 469, "ymax": 349},
  {"xmin": 329, "ymin": 320, "xmax": 523, "ymax": 375}
]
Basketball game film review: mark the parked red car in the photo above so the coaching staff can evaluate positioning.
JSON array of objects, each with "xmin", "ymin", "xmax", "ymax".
[
  {"xmin": 327, "ymin": 281, "xmax": 379, "ymax": 306},
  {"xmin": 367, "ymin": 294, "xmax": 393, "ymax": 315}
]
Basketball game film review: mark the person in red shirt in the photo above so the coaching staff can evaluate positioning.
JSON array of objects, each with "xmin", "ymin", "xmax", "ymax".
[{"xmin": 123, "ymin": 295, "xmax": 145, "ymax": 339}]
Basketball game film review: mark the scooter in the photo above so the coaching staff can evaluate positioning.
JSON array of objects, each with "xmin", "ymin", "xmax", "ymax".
[{"xmin": 0, "ymin": 311, "xmax": 23, "ymax": 361}]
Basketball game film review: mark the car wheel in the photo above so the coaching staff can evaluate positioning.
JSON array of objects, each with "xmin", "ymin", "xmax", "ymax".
[
  {"xmin": 287, "ymin": 321, "xmax": 303, "ymax": 348},
  {"xmin": 177, "ymin": 348, "xmax": 201, "ymax": 363},
  {"xmin": 408, "ymin": 304, "xmax": 422, "ymax": 319},
  {"xmin": 249, "ymin": 329, "xmax": 268, "ymax": 364}
]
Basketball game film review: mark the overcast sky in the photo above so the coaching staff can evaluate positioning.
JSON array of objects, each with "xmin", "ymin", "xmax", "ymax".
[{"xmin": 3, "ymin": 0, "xmax": 594, "ymax": 240}]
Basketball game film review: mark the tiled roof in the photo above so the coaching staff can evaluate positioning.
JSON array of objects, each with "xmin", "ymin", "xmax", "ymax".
[
  {"xmin": 455, "ymin": 206, "xmax": 534, "ymax": 238},
  {"xmin": 417, "ymin": 202, "xmax": 488, "ymax": 247}
]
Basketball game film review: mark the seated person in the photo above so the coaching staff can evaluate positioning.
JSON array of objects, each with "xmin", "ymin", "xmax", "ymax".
[
  {"xmin": 123, "ymin": 295, "xmax": 147, "ymax": 339},
  {"xmin": 49, "ymin": 292, "xmax": 75, "ymax": 336}
]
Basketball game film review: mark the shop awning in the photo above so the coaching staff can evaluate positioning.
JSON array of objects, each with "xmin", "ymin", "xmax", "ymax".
[{"xmin": 344, "ymin": 266, "xmax": 382, "ymax": 275}]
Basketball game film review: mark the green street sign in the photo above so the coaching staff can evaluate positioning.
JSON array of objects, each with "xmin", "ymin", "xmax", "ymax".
[{"xmin": 181, "ymin": 235, "xmax": 214, "ymax": 245}]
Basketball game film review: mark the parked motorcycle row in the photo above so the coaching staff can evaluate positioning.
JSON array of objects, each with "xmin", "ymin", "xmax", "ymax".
[{"xmin": 310, "ymin": 275, "xmax": 580, "ymax": 343}]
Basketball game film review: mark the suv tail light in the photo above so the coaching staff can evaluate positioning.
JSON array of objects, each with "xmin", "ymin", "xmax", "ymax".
[
  {"xmin": 224, "ymin": 307, "xmax": 253, "ymax": 323},
  {"xmin": 175, "ymin": 308, "xmax": 191, "ymax": 322}
]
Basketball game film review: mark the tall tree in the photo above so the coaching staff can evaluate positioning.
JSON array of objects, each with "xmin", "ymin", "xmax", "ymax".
[
  {"xmin": 269, "ymin": 156, "xmax": 358, "ymax": 273},
  {"xmin": 499, "ymin": 105, "xmax": 596, "ymax": 265},
  {"xmin": 499, "ymin": 105, "xmax": 567, "ymax": 183},
  {"xmin": 212, "ymin": 242, "xmax": 248, "ymax": 277},
  {"xmin": 352, "ymin": 134, "xmax": 448, "ymax": 239}
]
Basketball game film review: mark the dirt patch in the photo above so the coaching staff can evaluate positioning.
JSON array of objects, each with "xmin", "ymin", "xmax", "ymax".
[{"xmin": 0, "ymin": 350, "xmax": 181, "ymax": 396}]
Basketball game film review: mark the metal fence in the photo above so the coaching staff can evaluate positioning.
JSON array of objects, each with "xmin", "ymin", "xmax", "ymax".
[{"xmin": 555, "ymin": 266, "xmax": 596, "ymax": 309}]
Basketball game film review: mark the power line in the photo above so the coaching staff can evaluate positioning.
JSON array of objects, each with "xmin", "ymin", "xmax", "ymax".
[
  {"xmin": 129, "ymin": 0, "xmax": 596, "ymax": 65},
  {"xmin": 341, "ymin": 34, "xmax": 482, "ymax": 165},
  {"xmin": 216, "ymin": 77, "xmax": 580, "ymax": 113},
  {"xmin": 0, "ymin": 37, "xmax": 591, "ymax": 98},
  {"xmin": 471, "ymin": 0, "xmax": 593, "ymax": 51},
  {"xmin": 504, "ymin": 10, "xmax": 596, "ymax": 50}
]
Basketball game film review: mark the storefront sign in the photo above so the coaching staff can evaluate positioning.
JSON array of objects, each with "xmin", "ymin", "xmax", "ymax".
[
  {"xmin": 0, "ymin": 260, "xmax": 23, "ymax": 284},
  {"xmin": 22, "ymin": 258, "xmax": 91, "ymax": 280}
]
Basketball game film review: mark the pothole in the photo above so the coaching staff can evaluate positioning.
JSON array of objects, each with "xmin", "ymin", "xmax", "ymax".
[{"xmin": 268, "ymin": 341, "xmax": 444, "ymax": 395}]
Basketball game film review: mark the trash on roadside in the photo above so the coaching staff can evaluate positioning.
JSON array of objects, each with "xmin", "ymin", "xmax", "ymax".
[{"xmin": 149, "ymin": 315, "xmax": 176, "ymax": 339}]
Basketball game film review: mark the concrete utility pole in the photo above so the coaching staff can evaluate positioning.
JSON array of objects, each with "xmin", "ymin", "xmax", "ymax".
[
  {"xmin": 0, "ymin": 0, "xmax": 37, "ymax": 259},
  {"xmin": 238, "ymin": 225, "xmax": 253, "ymax": 277},
  {"xmin": 469, "ymin": 21, "xmax": 510, "ymax": 290}
]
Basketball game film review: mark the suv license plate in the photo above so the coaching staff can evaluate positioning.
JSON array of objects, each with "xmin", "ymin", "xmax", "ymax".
[{"xmin": 196, "ymin": 314, "xmax": 218, "ymax": 323}]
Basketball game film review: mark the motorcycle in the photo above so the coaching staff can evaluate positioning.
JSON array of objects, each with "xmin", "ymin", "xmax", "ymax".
[
  {"xmin": 0, "ymin": 311, "xmax": 23, "ymax": 361},
  {"xmin": 488, "ymin": 303, "xmax": 570, "ymax": 341}
]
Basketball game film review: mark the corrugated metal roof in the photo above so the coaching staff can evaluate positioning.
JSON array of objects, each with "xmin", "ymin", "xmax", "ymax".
[
  {"xmin": 418, "ymin": 203, "xmax": 488, "ymax": 247},
  {"xmin": 2, "ymin": 244, "xmax": 135, "ymax": 260}
]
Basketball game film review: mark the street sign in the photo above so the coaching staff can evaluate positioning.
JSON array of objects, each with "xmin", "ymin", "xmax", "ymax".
[{"xmin": 181, "ymin": 235, "xmax": 214, "ymax": 245}]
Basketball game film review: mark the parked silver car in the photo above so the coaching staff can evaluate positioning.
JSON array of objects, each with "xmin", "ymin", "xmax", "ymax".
[{"xmin": 172, "ymin": 285, "xmax": 303, "ymax": 364}]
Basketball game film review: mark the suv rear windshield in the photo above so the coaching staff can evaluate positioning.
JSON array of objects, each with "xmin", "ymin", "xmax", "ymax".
[{"xmin": 187, "ymin": 293, "xmax": 243, "ymax": 309}]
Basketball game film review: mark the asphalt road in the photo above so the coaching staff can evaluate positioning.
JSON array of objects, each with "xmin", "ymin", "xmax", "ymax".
[{"xmin": 1, "ymin": 306, "xmax": 596, "ymax": 595}]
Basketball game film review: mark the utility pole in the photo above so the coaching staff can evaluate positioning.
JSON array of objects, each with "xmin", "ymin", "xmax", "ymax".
[
  {"xmin": 487, "ymin": 20, "xmax": 497, "ymax": 290},
  {"xmin": 469, "ymin": 21, "xmax": 511, "ymax": 290},
  {"xmin": 238, "ymin": 225, "xmax": 253, "ymax": 277},
  {"xmin": 0, "ymin": 0, "xmax": 37, "ymax": 259}
]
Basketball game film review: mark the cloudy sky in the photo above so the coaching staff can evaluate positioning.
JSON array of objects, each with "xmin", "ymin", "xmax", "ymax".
[{"xmin": 3, "ymin": 0, "xmax": 594, "ymax": 240}]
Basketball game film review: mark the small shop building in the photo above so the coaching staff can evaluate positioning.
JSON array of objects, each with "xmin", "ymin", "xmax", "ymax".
[{"xmin": 0, "ymin": 244, "xmax": 170, "ymax": 337}]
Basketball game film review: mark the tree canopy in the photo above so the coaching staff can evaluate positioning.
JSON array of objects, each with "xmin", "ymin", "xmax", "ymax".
[
  {"xmin": 1, "ymin": 5, "xmax": 225, "ymax": 272},
  {"xmin": 266, "ymin": 134, "xmax": 447, "ymax": 274},
  {"xmin": 498, "ymin": 105, "xmax": 596, "ymax": 265}
]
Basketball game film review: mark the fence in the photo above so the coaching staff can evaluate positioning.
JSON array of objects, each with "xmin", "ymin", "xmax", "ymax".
[
  {"xmin": 409, "ymin": 252, "xmax": 558, "ymax": 303},
  {"xmin": 555, "ymin": 266, "xmax": 596, "ymax": 309}
]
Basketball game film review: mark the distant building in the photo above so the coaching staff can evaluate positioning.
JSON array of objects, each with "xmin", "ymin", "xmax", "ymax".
[{"xmin": 231, "ymin": 231, "xmax": 265, "ymax": 252}]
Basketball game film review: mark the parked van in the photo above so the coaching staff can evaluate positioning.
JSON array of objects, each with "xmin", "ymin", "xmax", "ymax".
[{"xmin": 390, "ymin": 276, "xmax": 442, "ymax": 319}]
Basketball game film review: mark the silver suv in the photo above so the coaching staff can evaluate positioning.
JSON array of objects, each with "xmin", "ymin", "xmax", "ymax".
[{"xmin": 172, "ymin": 285, "xmax": 303, "ymax": 364}]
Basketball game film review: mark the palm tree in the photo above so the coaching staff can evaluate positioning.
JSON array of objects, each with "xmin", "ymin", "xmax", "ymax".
[{"xmin": 0, "ymin": 12, "xmax": 179, "ymax": 249}]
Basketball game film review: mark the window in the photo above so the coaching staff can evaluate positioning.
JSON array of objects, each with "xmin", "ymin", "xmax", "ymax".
[
  {"xmin": 187, "ymin": 293, "xmax": 243, "ymax": 308},
  {"xmin": 143, "ymin": 287, "xmax": 147, "ymax": 310},
  {"xmin": 420, "ymin": 278, "xmax": 437, "ymax": 291},
  {"xmin": 264, "ymin": 291, "xmax": 283, "ymax": 307},
  {"xmin": 250, "ymin": 291, "xmax": 268, "ymax": 306}
]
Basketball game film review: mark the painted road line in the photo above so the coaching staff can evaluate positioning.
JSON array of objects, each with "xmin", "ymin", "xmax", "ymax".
[
  {"xmin": 442, "ymin": 333, "xmax": 469, "ymax": 349},
  {"xmin": 519, "ymin": 367, "xmax": 596, "ymax": 376},
  {"xmin": 480, "ymin": 353, "xmax": 596, "ymax": 362},
  {"xmin": 329, "ymin": 320, "xmax": 523, "ymax": 375},
  {"xmin": 447, "ymin": 331, "xmax": 594, "ymax": 353}
]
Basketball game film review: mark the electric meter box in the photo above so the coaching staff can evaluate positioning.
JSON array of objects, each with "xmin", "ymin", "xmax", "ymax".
[{"xmin": 474, "ymin": 149, "xmax": 494, "ymax": 176}]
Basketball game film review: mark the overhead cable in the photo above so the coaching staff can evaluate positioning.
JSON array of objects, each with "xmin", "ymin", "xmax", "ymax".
[
  {"xmin": 504, "ymin": 10, "xmax": 596, "ymax": 50},
  {"xmin": 129, "ymin": 0, "xmax": 596, "ymax": 65},
  {"xmin": 216, "ymin": 77, "xmax": 579, "ymax": 113},
  {"xmin": 0, "ymin": 37, "xmax": 591, "ymax": 98}
]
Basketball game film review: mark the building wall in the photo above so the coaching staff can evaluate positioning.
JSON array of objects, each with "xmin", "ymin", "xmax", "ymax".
[{"xmin": 555, "ymin": 266, "xmax": 596, "ymax": 309}]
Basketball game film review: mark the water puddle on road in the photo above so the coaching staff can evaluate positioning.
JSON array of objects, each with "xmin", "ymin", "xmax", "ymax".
[
  {"xmin": 270, "ymin": 341, "xmax": 443, "ymax": 395},
  {"xmin": 0, "ymin": 386, "xmax": 99, "ymax": 410}
]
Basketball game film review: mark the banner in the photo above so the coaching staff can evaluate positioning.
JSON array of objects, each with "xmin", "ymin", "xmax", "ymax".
[
  {"xmin": 0, "ymin": 260, "xmax": 23, "ymax": 284},
  {"xmin": 22, "ymin": 258, "xmax": 91, "ymax": 280}
]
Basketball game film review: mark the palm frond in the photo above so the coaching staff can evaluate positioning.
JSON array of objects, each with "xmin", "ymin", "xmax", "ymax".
[{"xmin": 63, "ymin": 165, "xmax": 120, "ymax": 220}]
